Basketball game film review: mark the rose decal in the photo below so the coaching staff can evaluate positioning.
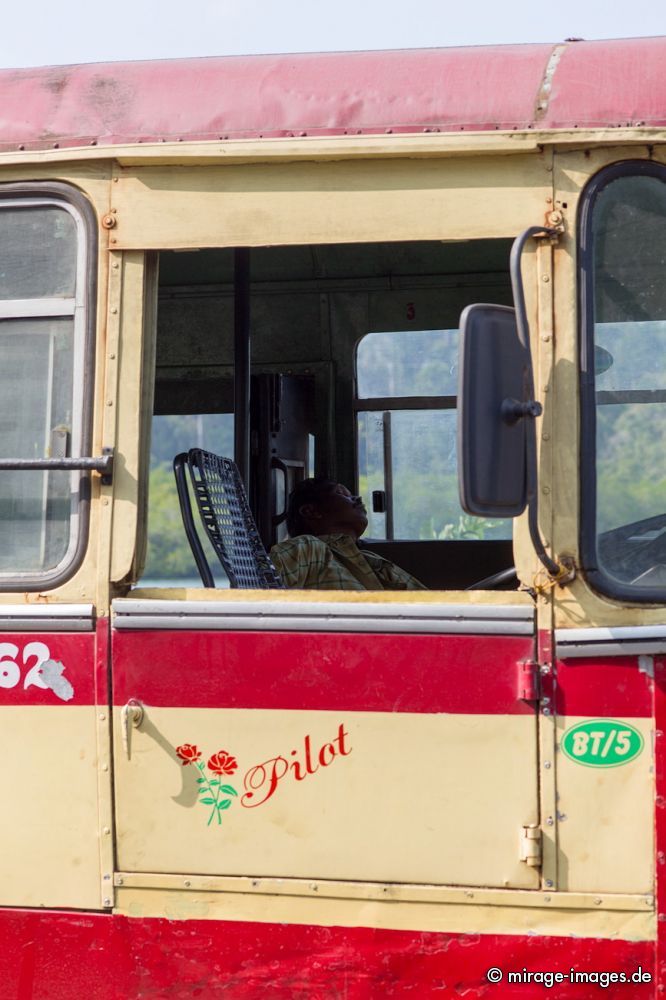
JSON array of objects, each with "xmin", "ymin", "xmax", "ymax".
[
  {"xmin": 207, "ymin": 751, "xmax": 238, "ymax": 776},
  {"xmin": 177, "ymin": 741, "xmax": 238, "ymax": 826},
  {"xmin": 176, "ymin": 744, "xmax": 202, "ymax": 766}
]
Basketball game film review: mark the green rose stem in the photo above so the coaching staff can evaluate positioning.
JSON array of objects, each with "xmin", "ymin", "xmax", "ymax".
[{"xmin": 195, "ymin": 761, "xmax": 223, "ymax": 826}]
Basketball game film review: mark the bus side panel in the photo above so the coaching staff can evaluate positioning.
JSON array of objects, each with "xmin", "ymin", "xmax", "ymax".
[
  {"xmin": 0, "ymin": 625, "xmax": 105, "ymax": 910},
  {"xmin": 111, "ymin": 625, "xmax": 540, "ymax": 891},
  {"xmin": 554, "ymin": 655, "xmax": 654, "ymax": 895},
  {"xmin": 0, "ymin": 910, "xmax": 655, "ymax": 999}
]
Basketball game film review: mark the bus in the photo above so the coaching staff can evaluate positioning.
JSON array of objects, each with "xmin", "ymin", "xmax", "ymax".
[{"xmin": 0, "ymin": 35, "xmax": 663, "ymax": 997}]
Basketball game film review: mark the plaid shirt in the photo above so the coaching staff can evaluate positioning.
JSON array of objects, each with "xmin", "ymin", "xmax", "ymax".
[{"xmin": 270, "ymin": 533, "xmax": 427, "ymax": 591}]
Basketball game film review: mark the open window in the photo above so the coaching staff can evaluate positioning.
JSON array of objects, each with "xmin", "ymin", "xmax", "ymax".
[{"xmin": 139, "ymin": 238, "xmax": 517, "ymax": 591}]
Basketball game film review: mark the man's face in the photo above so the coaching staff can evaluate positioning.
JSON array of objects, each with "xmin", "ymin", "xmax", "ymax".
[{"xmin": 309, "ymin": 483, "xmax": 368, "ymax": 538}]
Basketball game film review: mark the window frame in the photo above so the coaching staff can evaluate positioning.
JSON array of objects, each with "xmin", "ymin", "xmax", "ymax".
[
  {"xmin": 0, "ymin": 182, "xmax": 97, "ymax": 591},
  {"xmin": 579, "ymin": 159, "xmax": 666, "ymax": 602}
]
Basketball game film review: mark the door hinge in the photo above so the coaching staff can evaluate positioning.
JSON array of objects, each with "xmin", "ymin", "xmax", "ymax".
[
  {"xmin": 520, "ymin": 824, "xmax": 542, "ymax": 868},
  {"xmin": 517, "ymin": 659, "xmax": 540, "ymax": 702}
]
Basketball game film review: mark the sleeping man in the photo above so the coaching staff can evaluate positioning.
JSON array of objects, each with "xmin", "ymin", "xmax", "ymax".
[{"xmin": 270, "ymin": 477, "xmax": 426, "ymax": 591}]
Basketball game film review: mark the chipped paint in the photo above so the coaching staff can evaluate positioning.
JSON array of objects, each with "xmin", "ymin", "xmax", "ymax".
[
  {"xmin": 40, "ymin": 659, "xmax": 74, "ymax": 701},
  {"xmin": 639, "ymin": 655, "xmax": 655, "ymax": 680},
  {"xmin": 534, "ymin": 44, "xmax": 567, "ymax": 121}
]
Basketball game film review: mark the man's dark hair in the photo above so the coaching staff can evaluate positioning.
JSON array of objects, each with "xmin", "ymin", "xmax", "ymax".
[{"xmin": 286, "ymin": 477, "xmax": 338, "ymax": 537}]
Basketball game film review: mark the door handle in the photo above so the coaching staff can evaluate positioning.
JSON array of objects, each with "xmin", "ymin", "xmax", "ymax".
[{"xmin": 121, "ymin": 699, "xmax": 144, "ymax": 760}]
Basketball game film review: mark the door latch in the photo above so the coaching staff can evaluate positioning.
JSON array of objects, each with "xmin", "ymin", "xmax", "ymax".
[{"xmin": 121, "ymin": 699, "xmax": 144, "ymax": 759}]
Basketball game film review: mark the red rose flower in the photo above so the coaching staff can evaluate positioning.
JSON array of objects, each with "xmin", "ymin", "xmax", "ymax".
[
  {"xmin": 207, "ymin": 750, "xmax": 238, "ymax": 776},
  {"xmin": 176, "ymin": 743, "xmax": 202, "ymax": 766}
]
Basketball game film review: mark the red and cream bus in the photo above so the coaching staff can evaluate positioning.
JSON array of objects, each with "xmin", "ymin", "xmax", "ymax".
[{"xmin": 1, "ymin": 36, "xmax": 665, "ymax": 997}]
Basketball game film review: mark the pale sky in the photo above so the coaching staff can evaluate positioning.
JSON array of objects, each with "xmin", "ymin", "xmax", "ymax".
[{"xmin": 0, "ymin": 0, "xmax": 664, "ymax": 68}]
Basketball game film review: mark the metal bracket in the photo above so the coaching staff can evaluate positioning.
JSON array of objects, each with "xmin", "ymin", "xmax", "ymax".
[
  {"xmin": 520, "ymin": 824, "xmax": 543, "ymax": 868},
  {"xmin": 517, "ymin": 660, "xmax": 540, "ymax": 702}
]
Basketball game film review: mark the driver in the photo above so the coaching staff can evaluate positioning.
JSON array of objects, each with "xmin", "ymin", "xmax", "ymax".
[{"xmin": 270, "ymin": 478, "xmax": 427, "ymax": 591}]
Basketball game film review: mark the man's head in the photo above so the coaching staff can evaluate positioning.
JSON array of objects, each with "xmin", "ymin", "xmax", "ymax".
[{"xmin": 286, "ymin": 478, "xmax": 368, "ymax": 539}]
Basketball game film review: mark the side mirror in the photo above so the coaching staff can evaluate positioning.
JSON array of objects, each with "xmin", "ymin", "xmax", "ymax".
[{"xmin": 457, "ymin": 303, "xmax": 540, "ymax": 518}]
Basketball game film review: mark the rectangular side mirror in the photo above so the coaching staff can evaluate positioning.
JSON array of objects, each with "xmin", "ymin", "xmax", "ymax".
[{"xmin": 457, "ymin": 303, "xmax": 531, "ymax": 518}]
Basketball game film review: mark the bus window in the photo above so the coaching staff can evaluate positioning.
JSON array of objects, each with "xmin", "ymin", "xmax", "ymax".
[
  {"xmin": 0, "ymin": 192, "xmax": 94, "ymax": 588},
  {"xmin": 581, "ymin": 163, "xmax": 666, "ymax": 599},
  {"xmin": 356, "ymin": 329, "xmax": 512, "ymax": 542},
  {"xmin": 141, "ymin": 238, "xmax": 515, "ymax": 592}
]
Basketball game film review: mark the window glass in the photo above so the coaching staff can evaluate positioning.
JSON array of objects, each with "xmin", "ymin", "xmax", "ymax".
[
  {"xmin": 357, "ymin": 328, "xmax": 510, "ymax": 541},
  {"xmin": 0, "ymin": 320, "xmax": 74, "ymax": 572},
  {"xmin": 357, "ymin": 329, "xmax": 459, "ymax": 398},
  {"xmin": 0, "ymin": 207, "xmax": 77, "ymax": 299},
  {"xmin": 141, "ymin": 413, "xmax": 234, "ymax": 587},
  {"xmin": 590, "ymin": 172, "xmax": 666, "ymax": 588},
  {"xmin": 0, "ymin": 195, "xmax": 86, "ymax": 585}
]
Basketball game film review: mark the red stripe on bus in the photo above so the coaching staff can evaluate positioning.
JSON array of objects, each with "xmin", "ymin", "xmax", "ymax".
[
  {"xmin": 0, "ymin": 909, "xmax": 655, "ymax": 998},
  {"xmin": 0, "ymin": 632, "xmax": 96, "ymax": 707},
  {"xmin": 112, "ymin": 630, "xmax": 535, "ymax": 714},
  {"xmin": 555, "ymin": 657, "xmax": 653, "ymax": 718}
]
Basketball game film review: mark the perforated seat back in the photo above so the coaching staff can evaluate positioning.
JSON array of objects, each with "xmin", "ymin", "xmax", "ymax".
[{"xmin": 173, "ymin": 449, "xmax": 283, "ymax": 589}]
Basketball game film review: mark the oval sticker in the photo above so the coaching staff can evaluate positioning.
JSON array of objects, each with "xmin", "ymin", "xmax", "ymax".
[{"xmin": 561, "ymin": 720, "xmax": 644, "ymax": 768}]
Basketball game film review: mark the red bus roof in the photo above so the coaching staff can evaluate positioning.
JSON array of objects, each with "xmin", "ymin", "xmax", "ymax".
[{"xmin": 1, "ymin": 37, "xmax": 665, "ymax": 151}]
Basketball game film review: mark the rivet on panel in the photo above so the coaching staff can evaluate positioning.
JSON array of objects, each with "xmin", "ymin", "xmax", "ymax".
[
  {"xmin": 103, "ymin": 898, "xmax": 112, "ymax": 906},
  {"xmin": 544, "ymin": 761, "xmax": 551, "ymax": 769},
  {"xmin": 184, "ymin": 880, "xmax": 191, "ymax": 888},
  {"xmin": 117, "ymin": 877, "xmax": 123, "ymax": 885},
  {"xmin": 99, "ymin": 713, "xmax": 106, "ymax": 721},
  {"xmin": 541, "ymin": 275, "xmax": 550, "ymax": 283},
  {"xmin": 594, "ymin": 898, "xmax": 603, "ymax": 905},
  {"xmin": 103, "ymin": 827, "xmax": 110, "ymax": 835},
  {"xmin": 110, "ymin": 307, "xmax": 118, "ymax": 314},
  {"xmin": 102, "ymin": 764, "xmax": 109, "ymax": 772}
]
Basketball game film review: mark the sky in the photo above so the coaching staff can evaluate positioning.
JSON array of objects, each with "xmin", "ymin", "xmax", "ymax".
[{"xmin": 0, "ymin": 0, "xmax": 664, "ymax": 68}]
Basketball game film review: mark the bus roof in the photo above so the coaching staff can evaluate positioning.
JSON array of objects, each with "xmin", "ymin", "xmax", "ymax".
[{"xmin": 1, "ymin": 37, "xmax": 665, "ymax": 151}]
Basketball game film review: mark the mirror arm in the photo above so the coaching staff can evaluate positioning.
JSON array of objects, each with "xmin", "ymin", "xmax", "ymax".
[{"xmin": 510, "ymin": 226, "xmax": 569, "ymax": 581}]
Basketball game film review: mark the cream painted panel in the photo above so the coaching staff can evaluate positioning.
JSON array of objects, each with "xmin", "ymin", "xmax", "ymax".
[
  {"xmin": 115, "ymin": 708, "xmax": 539, "ymax": 890},
  {"xmin": 111, "ymin": 155, "xmax": 551, "ymax": 250},
  {"xmin": 116, "ymin": 886, "xmax": 655, "ymax": 941},
  {"xmin": 556, "ymin": 716, "xmax": 653, "ymax": 894},
  {"xmin": 0, "ymin": 707, "xmax": 102, "ymax": 908}
]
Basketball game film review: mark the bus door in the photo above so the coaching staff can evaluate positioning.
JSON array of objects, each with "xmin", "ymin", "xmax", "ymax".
[{"xmin": 111, "ymin": 597, "xmax": 540, "ymax": 893}]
